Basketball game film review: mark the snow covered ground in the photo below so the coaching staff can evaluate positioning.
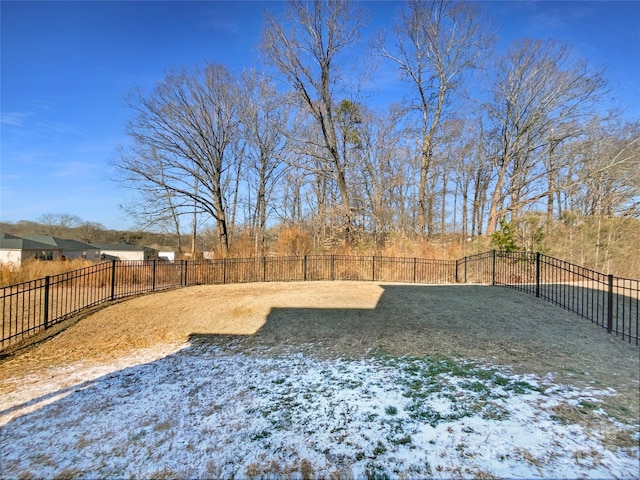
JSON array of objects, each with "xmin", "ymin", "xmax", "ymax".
[{"xmin": 1, "ymin": 342, "xmax": 638, "ymax": 479}]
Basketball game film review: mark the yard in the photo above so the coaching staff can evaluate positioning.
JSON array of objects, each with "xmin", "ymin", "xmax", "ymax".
[{"xmin": 0, "ymin": 282, "xmax": 638, "ymax": 478}]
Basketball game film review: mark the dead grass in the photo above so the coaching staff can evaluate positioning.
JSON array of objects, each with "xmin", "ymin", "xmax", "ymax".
[
  {"xmin": 551, "ymin": 403, "xmax": 597, "ymax": 425},
  {"xmin": 551, "ymin": 402, "xmax": 639, "ymax": 450},
  {"xmin": 0, "ymin": 281, "xmax": 638, "ymax": 426},
  {"xmin": 0, "ymin": 259, "xmax": 97, "ymax": 287}
]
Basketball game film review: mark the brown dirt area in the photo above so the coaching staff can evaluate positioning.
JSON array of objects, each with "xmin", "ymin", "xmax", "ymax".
[{"xmin": 1, "ymin": 281, "xmax": 638, "ymax": 424}]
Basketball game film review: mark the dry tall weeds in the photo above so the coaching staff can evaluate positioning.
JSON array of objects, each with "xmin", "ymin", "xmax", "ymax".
[{"xmin": 0, "ymin": 259, "xmax": 97, "ymax": 287}]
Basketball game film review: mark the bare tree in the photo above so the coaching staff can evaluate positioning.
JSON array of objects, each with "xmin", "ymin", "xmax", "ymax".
[
  {"xmin": 77, "ymin": 221, "xmax": 106, "ymax": 244},
  {"xmin": 120, "ymin": 148, "xmax": 185, "ymax": 249},
  {"xmin": 261, "ymin": 0, "xmax": 366, "ymax": 245},
  {"xmin": 378, "ymin": 0, "xmax": 492, "ymax": 236},
  {"xmin": 241, "ymin": 71, "xmax": 290, "ymax": 253},
  {"xmin": 37, "ymin": 213, "xmax": 82, "ymax": 236},
  {"xmin": 555, "ymin": 118, "xmax": 640, "ymax": 273},
  {"xmin": 355, "ymin": 106, "xmax": 411, "ymax": 243},
  {"xmin": 432, "ymin": 117, "xmax": 473, "ymax": 235},
  {"xmin": 483, "ymin": 39, "xmax": 606, "ymax": 233},
  {"xmin": 573, "ymin": 118, "xmax": 640, "ymax": 218},
  {"xmin": 117, "ymin": 63, "xmax": 243, "ymax": 253}
]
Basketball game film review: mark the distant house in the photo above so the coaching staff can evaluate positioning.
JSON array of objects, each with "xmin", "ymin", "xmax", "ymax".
[
  {"xmin": 91, "ymin": 243, "xmax": 158, "ymax": 261},
  {"xmin": 24, "ymin": 235, "xmax": 101, "ymax": 261},
  {"xmin": 0, "ymin": 233, "xmax": 64, "ymax": 265},
  {"xmin": 154, "ymin": 246, "xmax": 178, "ymax": 262}
]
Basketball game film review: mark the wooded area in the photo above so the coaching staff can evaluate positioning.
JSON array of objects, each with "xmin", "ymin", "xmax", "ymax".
[{"xmin": 4, "ymin": 1, "xmax": 638, "ymax": 278}]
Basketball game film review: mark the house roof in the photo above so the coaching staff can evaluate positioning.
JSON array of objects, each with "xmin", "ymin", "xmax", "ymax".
[
  {"xmin": 24, "ymin": 235, "xmax": 98, "ymax": 251},
  {"xmin": 91, "ymin": 243, "xmax": 154, "ymax": 252},
  {"xmin": 0, "ymin": 233, "xmax": 63, "ymax": 251}
]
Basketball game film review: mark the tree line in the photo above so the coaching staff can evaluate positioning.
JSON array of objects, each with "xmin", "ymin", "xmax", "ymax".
[{"xmin": 115, "ymin": 0, "xmax": 639, "ymax": 258}]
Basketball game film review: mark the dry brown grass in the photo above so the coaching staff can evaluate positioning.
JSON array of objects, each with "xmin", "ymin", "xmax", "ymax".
[
  {"xmin": 1, "ymin": 281, "xmax": 638, "ymax": 427},
  {"xmin": 0, "ymin": 259, "xmax": 97, "ymax": 287},
  {"xmin": 275, "ymin": 227, "xmax": 314, "ymax": 256},
  {"xmin": 221, "ymin": 228, "xmax": 490, "ymax": 260},
  {"xmin": 2, "ymin": 256, "xmax": 458, "ymax": 351}
]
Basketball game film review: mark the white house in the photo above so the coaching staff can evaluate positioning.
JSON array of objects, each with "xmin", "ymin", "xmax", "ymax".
[
  {"xmin": 157, "ymin": 248, "xmax": 177, "ymax": 262},
  {"xmin": 24, "ymin": 235, "xmax": 101, "ymax": 261},
  {"xmin": 0, "ymin": 233, "xmax": 64, "ymax": 265},
  {"xmin": 91, "ymin": 243, "xmax": 158, "ymax": 261}
]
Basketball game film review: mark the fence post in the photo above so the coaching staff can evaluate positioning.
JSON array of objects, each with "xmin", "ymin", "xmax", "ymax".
[
  {"xmin": 303, "ymin": 255, "xmax": 307, "ymax": 281},
  {"xmin": 413, "ymin": 258, "xmax": 417, "ymax": 283},
  {"xmin": 492, "ymin": 250, "xmax": 496, "ymax": 286},
  {"xmin": 184, "ymin": 260, "xmax": 188, "ymax": 286},
  {"xmin": 455, "ymin": 259, "xmax": 459, "ymax": 283},
  {"xmin": 43, "ymin": 276, "xmax": 50, "ymax": 329},
  {"xmin": 223, "ymin": 258, "xmax": 227, "ymax": 284},
  {"xmin": 607, "ymin": 274, "xmax": 614, "ymax": 334},
  {"xmin": 535, "ymin": 252, "xmax": 541, "ymax": 298},
  {"xmin": 152, "ymin": 259, "xmax": 157, "ymax": 292},
  {"xmin": 331, "ymin": 255, "xmax": 335, "ymax": 281},
  {"xmin": 263, "ymin": 256, "xmax": 267, "ymax": 282},
  {"xmin": 372, "ymin": 256, "xmax": 376, "ymax": 281},
  {"xmin": 110, "ymin": 260, "xmax": 116, "ymax": 301},
  {"xmin": 464, "ymin": 256, "xmax": 467, "ymax": 284}
]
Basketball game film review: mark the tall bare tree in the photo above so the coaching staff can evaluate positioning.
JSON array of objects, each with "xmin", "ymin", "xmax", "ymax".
[
  {"xmin": 573, "ymin": 118, "xmax": 640, "ymax": 219},
  {"xmin": 355, "ymin": 106, "xmax": 411, "ymax": 242},
  {"xmin": 378, "ymin": 0, "xmax": 492, "ymax": 236},
  {"xmin": 120, "ymin": 148, "xmax": 185, "ymax": 248},
  {"xmin": 241, "ymin": 71, "xmax": 290, "ymax": 253},
  {"xmin": 117, "ymin": 63, "xmax": 243, "ymax": 253},
  {"xmin": 261, "ymin": 0, "xmax": 366, "ymax": 245},
  {"xmin": 484, "ymin": 39, "xmax": 606, "ymax": 233}
]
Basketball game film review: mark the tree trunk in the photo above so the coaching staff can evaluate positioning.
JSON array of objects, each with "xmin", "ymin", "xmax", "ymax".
[
  {"xmin": 441, "ymin": 170, "xmax": 449, "ymax": 234},
  {"xmin": 486, "ymin": 160, "xmax": 509, "ymax": 235}
]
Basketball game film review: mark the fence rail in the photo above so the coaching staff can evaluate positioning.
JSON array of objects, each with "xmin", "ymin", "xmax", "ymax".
[{"xmin": 2, "ymin": 252, "xmax": 638, "ymax": 351}]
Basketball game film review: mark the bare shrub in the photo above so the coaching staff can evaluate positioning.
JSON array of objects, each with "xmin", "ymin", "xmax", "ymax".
[{"xmin": 275, "ymin": 227, "xmax": 313, "ymax": 256}]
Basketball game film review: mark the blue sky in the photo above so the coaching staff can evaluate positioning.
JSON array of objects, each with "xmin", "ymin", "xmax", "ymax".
[{"xmin": 1, "ymin": 1, "xmax": 638, "ymax": 231}]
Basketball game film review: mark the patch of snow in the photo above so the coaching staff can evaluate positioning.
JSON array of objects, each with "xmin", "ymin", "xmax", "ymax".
[{"xmin": 1, "ymin": 346, "xmax": 637, "ymax": 479}]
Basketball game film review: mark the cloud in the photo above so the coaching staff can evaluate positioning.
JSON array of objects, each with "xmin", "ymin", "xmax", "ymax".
[
  {"xmin": 1, "ymin": 112, "xmax": 83, "ymax": 138},
  {"xmin": 48, "ymin": 161, "xmax": 96, "ymax": 179},
  {"xmin": 204, "ymin": 17, "xmax": 241, "ymax": 35},
  {"xmin": 46, "ymin": 122, "xmax": 84, "ymax": 136},
  {"xmin": 26, "ymin": 100, "xmax": 53, "ymax": 110},
  {"xmin": 1, "ymin": 112, "xmax": 31, "ymax": 126},
  {"xmin": 200, "ymin": 5, "xmax": 245, "ymax": 35}
]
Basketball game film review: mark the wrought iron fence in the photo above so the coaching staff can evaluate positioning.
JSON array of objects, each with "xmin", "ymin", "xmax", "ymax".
[
  {"xmin": 0, "ymin": 260, "xmax": 186, "ymax": 350},
  {"xmin": 1, "ymin": 255, "xmax": 456, "ymax": 350},
  {"xmin": 1, "ymin": 252, "xmax": 638, "ymax": 350},
  {"xmin": 458, "ymin": 250, "xmax": 639, "ymax": 345}
]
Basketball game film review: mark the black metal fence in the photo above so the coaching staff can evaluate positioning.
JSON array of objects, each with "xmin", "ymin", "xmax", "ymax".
[
  {"xmin": 184, "ymin": 255, "xmax": 456, "ymax": 285},
  {"xmin": 2, "ymin": 252, "xmax": 638, "ymax": 350},
  {"xmin": 460, "ymin": 250, "xmax": 639, "ymax": 345},
  {"xmin": 1, "ymin": 255, "xmax": 456, "ymax": 350},
  {"xmin": 0, "ymin": 260, "xmax": 185, "ymax": 350}
]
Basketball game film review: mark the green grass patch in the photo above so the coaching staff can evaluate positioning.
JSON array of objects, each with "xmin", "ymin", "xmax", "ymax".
[
  {"xmin": 372, "ymin": 440, "xmax": 387, "ymax": 457},
  {"xmin": 390, "ymin": 434, "xmax": 412, "ymax": 446},
  {"xmin": 504, "ymin": 380, "xmax": 542, "ymax": 394},
  {"xmin": 250, "ymin": 430, "xmax": 271, "ymax": 441},
  {"xmin": 363, "ymin": 354, "xmax": 549, "ymax": 428},
  {"xmin": 461, "ymin": 381, "xmax": 490, "ymax": 394}
]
